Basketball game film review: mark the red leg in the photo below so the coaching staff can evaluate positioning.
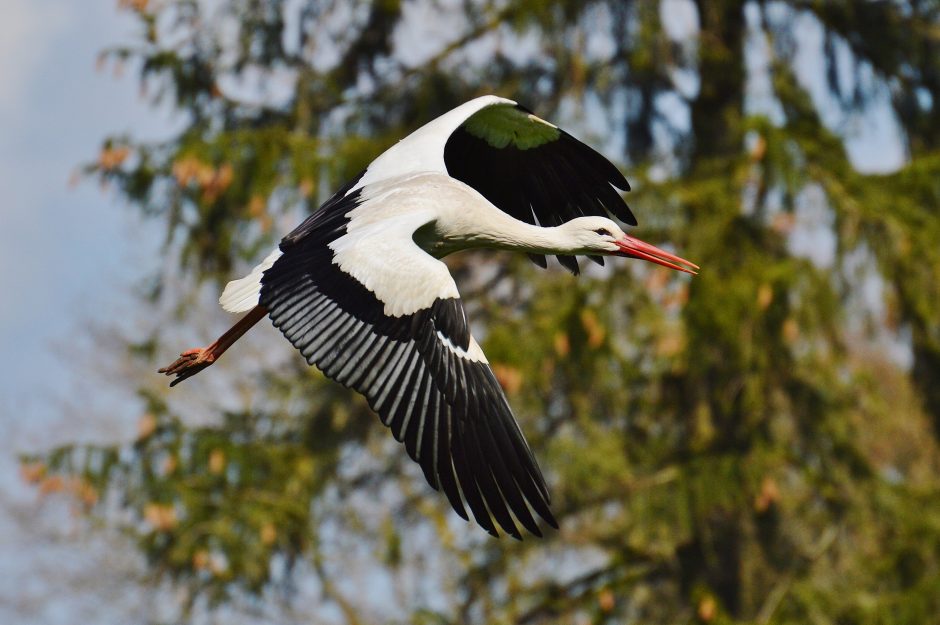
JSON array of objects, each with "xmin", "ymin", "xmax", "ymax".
[{"xmin": 159, "ymin": 306, "xmax": 268, "ymax": 387}]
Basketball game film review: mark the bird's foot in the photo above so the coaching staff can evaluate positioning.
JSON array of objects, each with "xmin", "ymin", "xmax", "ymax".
[{"xmin": 158, "ymin": 347, "xmax": 217, "ymax": 387}]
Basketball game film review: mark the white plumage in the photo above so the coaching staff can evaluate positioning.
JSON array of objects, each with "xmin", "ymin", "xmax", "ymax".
[
  {"xmin": 161, "ymin": 95, "xmax": 697, "ymax": 539},
  {"xmin": 352, "ymin": 95, "xmax": 513, "ymax": 190},
  {"xmin": 219, "ymin": 248, "xmax": 283, "ymax": 313}
]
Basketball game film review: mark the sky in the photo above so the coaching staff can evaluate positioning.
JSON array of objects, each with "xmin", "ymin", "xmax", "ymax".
[
  {"xmin": 0, "ymin": 0, "xmax": 174, "ymax": 425},
  {"xmin": 0, "ymin": 1, "xmax": 911, "ymax": 623},
  {"xmin": 0, "ymin": 1, "xmax": 176, "ymax": 622}
]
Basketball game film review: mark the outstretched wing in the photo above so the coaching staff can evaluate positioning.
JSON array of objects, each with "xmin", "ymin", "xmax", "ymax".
[
  {"xmin": 259, "ymin": 187, "xmax": 556, "ymax": 538},
  {"xmin": 443, "ymin": 102, "xmax": 635, "ymax": 274}
]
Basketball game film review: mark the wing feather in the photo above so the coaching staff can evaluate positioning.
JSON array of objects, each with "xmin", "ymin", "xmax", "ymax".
[
  {"xmin": 444, "ymin": 102, "xmax": 635, "ymax": 274},
  {"xmin": 259, "ymin": 188, "xmax": 555, "ymax": 538}
]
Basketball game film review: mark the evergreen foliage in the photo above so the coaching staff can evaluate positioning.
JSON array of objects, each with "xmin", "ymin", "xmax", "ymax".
[{"xmin": 26, "ymin": 1, "xmax": 940, "ymax": 622}]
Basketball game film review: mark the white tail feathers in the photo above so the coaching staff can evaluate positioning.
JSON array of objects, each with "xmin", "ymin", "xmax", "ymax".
[{"xmin": 219, "ymin": 248, "xmax": 283, "ymax": 313}]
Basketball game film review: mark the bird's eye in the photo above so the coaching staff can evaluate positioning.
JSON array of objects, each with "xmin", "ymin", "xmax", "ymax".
[{"xmin": 594, "ymin": 228, "xmax": 612, "ymax": 237}]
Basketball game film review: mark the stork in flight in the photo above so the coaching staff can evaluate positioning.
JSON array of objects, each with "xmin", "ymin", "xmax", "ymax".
[{"xmin": 159, "ymin": 95, "xmax": 697, "ymax": 539}]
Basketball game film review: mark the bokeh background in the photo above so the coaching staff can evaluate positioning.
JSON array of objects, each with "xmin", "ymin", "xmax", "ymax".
[{"xmin": 2, "ymin": 1, "xmax": 940, "ymax": 624}]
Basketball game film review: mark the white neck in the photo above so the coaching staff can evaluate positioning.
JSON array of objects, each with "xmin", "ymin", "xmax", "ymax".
[
  {"xmin": 432, "ymin": 195, "xmax": 588, "ymax": 256},
  {"xmin": 356, "ymin": 173, "xmax": 604, "ymax": 257},
  {"xmin": 450, "ymin": 215, "xmax": 577, "ymax": 254}
]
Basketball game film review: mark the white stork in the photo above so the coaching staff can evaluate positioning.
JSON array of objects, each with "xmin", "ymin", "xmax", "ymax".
[{"xmin": 159, "ymin": 95, "xmax": 697, "ymax": 539}]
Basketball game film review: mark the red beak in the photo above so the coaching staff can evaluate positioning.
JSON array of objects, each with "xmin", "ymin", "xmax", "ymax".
[{"xmin": 615, "ymin": 235, "xmax": 699, "ymax": 274}]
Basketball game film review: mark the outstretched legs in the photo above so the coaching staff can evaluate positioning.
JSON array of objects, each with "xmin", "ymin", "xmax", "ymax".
[{"xmin": 159, "ymin": 306, "xmax": 268, "ymax": 387}]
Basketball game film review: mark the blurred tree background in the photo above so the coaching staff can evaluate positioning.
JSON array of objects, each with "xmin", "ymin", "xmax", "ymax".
[{"xmin": 23, "ymin": 0, "xmax": 940, "ymax": 623}]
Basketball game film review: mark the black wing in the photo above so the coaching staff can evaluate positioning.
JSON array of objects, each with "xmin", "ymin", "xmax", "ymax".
[
  {"xmin": 259, "ymin": 189, "xmax": 556, "ymax": 538},
  {"xmin": 443, "ymin": 103, "xmax": 635, "ymax": 274}
]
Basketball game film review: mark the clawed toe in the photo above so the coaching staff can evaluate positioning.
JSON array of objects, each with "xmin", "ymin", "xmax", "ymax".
[
  {"xmin": 156, "ymin": 307, "xmax": 267, "ymax": 389},
  {"xmin": 158, "ymin": 351, "xmax": 198, "ymax": 374},
  {"xmin": 158, "ymin": 348, "xmax": 216, "ymax": 386}
]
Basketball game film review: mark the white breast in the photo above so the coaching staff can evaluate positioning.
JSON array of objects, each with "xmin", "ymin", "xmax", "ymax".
[{"xmin": 329, "ymin": 176, "xmax": 468, "ymax": 317}]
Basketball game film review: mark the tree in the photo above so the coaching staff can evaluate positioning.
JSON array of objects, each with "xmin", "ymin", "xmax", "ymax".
[{"xmin": 27, "ymin": 0, "xmax": 940, "ymax": 623}]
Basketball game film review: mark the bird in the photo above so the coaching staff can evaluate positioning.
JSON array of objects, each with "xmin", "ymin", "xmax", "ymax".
[{"xmin": 159, "ymin": 95, "xmax": 697, "ymax": 539}]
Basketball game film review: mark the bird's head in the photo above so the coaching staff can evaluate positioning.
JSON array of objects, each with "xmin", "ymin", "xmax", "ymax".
[{"xmin": 562, "ymin": 216, "xmax": 698, "ymax": 274}]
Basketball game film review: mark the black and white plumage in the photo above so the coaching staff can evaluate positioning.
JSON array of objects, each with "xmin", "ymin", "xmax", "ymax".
[{"xmin": 160, "ymin": 95, "xmax": 697, "ymax": 539}]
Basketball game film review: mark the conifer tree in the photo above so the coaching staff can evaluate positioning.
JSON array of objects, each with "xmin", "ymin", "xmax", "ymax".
[{"xmin": 30, "ymin": 1, "xmax": 940, "ymax": 622}]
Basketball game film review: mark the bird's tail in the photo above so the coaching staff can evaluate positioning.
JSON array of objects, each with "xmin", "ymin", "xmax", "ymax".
[{"xmin": 219, "ymin": 248, "xmax": 283, "ymax": 313}]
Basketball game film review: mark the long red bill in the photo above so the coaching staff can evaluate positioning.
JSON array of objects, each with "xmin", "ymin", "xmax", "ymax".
[{"xmin": 615, "ymin": 235, "xmax": 699, "ymax": 274}]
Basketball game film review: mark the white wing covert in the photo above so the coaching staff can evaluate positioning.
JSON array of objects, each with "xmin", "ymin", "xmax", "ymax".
[{"xmin": 259, "ymin": 182, "xmax": 556, "ymax": 538}]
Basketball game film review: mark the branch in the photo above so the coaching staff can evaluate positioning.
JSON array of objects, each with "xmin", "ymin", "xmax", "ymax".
[
  {"xmin": 516, "ymin": 559, "xmax": 671, "ymax": 625},
  {"xmin": 755, "ymin": 526, "xmax": 838, "ymax": 625}
]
